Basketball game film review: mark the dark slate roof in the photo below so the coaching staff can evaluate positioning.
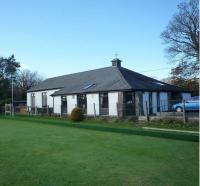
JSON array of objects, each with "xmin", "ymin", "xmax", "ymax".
[
  {"xmin": 118, "ymin": 68, "xmax": 182, "ymax": 92},
  {"xmin": 27, "ymin": 66, "xmax": 184, "ymax": 95}
]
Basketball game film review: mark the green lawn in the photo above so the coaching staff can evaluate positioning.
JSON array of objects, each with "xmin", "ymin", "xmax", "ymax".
[{"xmin": 0, "ymin": 117, "xmax": 199, "ymax": 186}]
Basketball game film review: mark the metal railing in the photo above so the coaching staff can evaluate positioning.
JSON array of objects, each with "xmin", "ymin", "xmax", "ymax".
[{"xmin": 1, "ymin": 99, "xmax": 198, "ymax": 123}]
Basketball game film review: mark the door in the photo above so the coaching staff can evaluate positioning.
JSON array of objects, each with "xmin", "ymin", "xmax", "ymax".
[
  {"xmin": 61, "ymin": 96, "xmax": 67, "ymax": 115},
  {"xmin": 99, "ymin": 93, "xmax": 109, "ymax": 115},
  {"xmin": 124, "ymin": 92, "xmax": 135, "ymax": 115}
]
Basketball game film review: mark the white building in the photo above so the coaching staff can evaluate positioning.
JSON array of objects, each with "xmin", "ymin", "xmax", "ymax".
[{"xmin": 27, "ymin": 58, "xmax": 191, "ymax": 116}]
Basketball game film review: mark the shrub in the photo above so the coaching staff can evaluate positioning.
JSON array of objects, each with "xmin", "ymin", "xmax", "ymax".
[{"xmin": 70, "ymin": 107, "xmax": 84, "ymax": 122}]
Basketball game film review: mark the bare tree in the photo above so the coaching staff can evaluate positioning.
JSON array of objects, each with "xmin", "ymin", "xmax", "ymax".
[
  {"xmin": 161, "ymin": 0, "xmax": 199, "ymax": 79},
  {"xmin": 16, "ymin": 70, "xmax": 43, "ymax": 99},
  {"xmin": 160, "ymin": 77, "xmax": 172, "ymax": 84}
]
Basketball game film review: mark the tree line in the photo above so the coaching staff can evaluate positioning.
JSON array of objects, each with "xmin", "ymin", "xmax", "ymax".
[{"xmin": 0, "ymin": 55, "xmax": 43, "ymax": 106}]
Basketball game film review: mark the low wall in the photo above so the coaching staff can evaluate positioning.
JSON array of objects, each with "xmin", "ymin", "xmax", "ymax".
[{"xmin": 150, "ymin": 112, "xmax": 199, "ymax": 123}]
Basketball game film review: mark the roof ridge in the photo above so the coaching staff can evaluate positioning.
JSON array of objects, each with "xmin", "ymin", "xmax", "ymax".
[
  {"xmin": 115, "ymin": 67, "xmax": 132, "ymax": 89},
  {"xmin": 45, "ymin": 66, "xmax": 112, "ymax": 80}
]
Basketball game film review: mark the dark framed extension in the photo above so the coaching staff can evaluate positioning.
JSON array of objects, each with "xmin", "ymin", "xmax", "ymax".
[{"xmin": 118, "ymin": 91, "xmax": 144, "ymax": 117}]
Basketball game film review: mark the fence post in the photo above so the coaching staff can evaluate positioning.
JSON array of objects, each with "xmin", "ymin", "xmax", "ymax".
[
  {"xmin": 47, "ymin": 105, "xmax": 49, "ymax": 115},
  {"xmin": 159, "ymin": 100, "xmax": 162, "ymax": 114},
  {"xmin": 35, "ymin": 106, "xmax": 37, "ymax": 115},
  {"xmin": 93, "ymin": 103, "xmax": 96, "ymax": 118},
  {"xmin": 60, "ymin": 105, "xmax": 62, "ymax": 118},
  {"xmin": 182, "ymin": 100, "xmax": 186, "ymax": 123},
  {"xmin": 160, "ymin": 100, "xmax": 162, "ymax": 112},
  {"xmin": 27, "ymin": 106, "xmax": 29, "ymax": 116},
  {"xmin": 138, "ymin": 103, "xmax": 141, "ymax": 116},
  {"xmin": 116, "ymin": 102, "xmax": 119, "ymax": 117}
]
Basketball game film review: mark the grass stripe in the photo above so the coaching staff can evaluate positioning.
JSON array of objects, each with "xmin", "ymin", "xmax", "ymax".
[{"xmin": 0, "ymin": 115, "xmax": 199, "ymax": 142}]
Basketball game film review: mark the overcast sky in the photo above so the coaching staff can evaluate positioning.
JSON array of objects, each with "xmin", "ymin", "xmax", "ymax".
[{"xmin": 0, "ymin": 0, "xmax": 182, "ymax": 79}]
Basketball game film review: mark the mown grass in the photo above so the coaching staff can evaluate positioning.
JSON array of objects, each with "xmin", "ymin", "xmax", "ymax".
[
  {"xmin": 1, "ymin": 115, "xmax": 199, "ymax": 142},
  {"xmin": 0, "ymin": 117, "xmax": 199, "ymax": 186},
  {"xmin": 9, "ymin": 113, "xmax": 200, "ymax": 131}
]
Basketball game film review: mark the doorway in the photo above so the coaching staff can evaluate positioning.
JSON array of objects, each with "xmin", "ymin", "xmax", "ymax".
[
  {"xmin": 61, "ymin": 96, "xmax": 67, "ymax": 115},
  {"xmin": 99, "ymin": 93, "xmax": 109, "ymax": 115},
  {"xmin": 77, "ymin": 94, "xmax": 87, "ymax": 114},
  {"xmin": 124, "ymin": 92, "xmax": 135, "ymax": 115}
]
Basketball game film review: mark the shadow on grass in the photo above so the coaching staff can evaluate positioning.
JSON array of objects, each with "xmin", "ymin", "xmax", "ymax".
[{"xmin": 0, "ymin": 115, "xmax": 199, "ymax": 142}]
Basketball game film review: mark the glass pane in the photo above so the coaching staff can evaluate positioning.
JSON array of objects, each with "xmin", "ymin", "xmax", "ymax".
[
  {"xmin": 77, "ymin": 94, "xmax": 87, "ymax": 109},
  {"xmin": 61, "ymin": 96, "xmax": 67, "ymax": 106},
  {"xmin": 124, "ymin": 92, "xmax": 135, "ymax": 115},
  {"xmin": 100, "ymin": 93, "xmax": 108, "ymax": 108}
]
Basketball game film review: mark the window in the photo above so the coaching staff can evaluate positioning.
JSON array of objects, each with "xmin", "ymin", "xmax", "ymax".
[
  {"xmin": 124, "ymin": 92, "xmax": 135, "ymax": 115},
  {"xmin": 31, "ymin": 93, "xmax": 35, "ymax": 107},
  {"xmin": 61, "ymin": 96, "xmax": 67, "ymax": 102},
  {"xmin": 124, "ymin": 92, "xmax": 135, "ymax": 105},
  {"xmin": 61, "ymin": 96, "xmax": 67, "ymax": 114},
  {"xmin": 99, "ymin": 93, "xmax": 109, "ymax": 115},
  {"xmin": 100, "ymin": 93, "xmax": 108, "ymax": 108},
  {"xmin": 77, "ymin": 94, "xmax": 87, "ymax": 109},
  {"xmin": 82, "ymin": 84, "xmax": 95, "ymax": 90},
  {"xmin": 61, "ymin": 96, "xmax": 67, "ymax": 107},
  {"xmin": 154, "ymin": 82, "xmax": 164, "ymax": 86},
  {"xmin": 42, "ymin": 92, "xmax": 47, "ymax": 107}
]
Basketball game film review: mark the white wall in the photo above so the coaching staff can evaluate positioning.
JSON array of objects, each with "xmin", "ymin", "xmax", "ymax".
[
  {"xmin": 35, "ymin": 91, "xmax": 42, "ymax": 107},
  {"xmin": 143, "ymin": 92, "xmax": 149, "ymax": 115},
  {"xmin": 87, "ymin": 93, "xmax": 99, "ymax": 116},
  {"xmin": 67, "ymin": 95, "xmax": 77, "ymax": 114},
  {"xmin": 160, "ymin": 92, "xmax": 168, "ymax": 111},
  {"xmin": 108, "ymin": 92, "xmax": 118, "ymax": 116},
  {"xmin": 27, "ymin": 93, "xmax": 31, "ymax": 107},
  {"xmin": 152, "ymin": 92, "xmax": 157, "ymax": 114},
  {"xmin": 54, "ymin": 96, "xmax": 61, "ymax": 114},
  {"xmin": 27, "ymin": 89, "xmax": 60, "ymax": 108},
  {"xmin": 181, "ymin": 93, "xmax": 191, "ymax": 100}
]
